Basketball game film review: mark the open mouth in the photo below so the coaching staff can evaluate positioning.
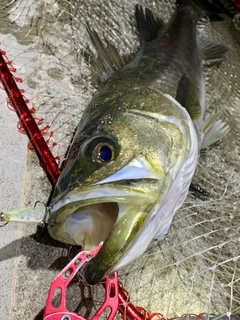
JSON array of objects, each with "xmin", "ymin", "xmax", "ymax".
[
  {"xmin": 59, "ymin": 202, "xmax": 119, "ymax": 249},
  {"xmin": 47, "ymin": 185, "xmax": 157, "ymax": 249}
]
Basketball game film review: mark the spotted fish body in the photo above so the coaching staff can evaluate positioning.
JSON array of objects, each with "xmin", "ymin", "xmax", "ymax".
[{"xmin": 2, "ymin": 0, "xmax": 229, "ymax": 285}]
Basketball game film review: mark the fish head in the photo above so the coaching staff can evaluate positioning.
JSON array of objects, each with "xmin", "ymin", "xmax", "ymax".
[{"xmin": 46, "ymin": 87, "xmax": 196, "ymax": 284}]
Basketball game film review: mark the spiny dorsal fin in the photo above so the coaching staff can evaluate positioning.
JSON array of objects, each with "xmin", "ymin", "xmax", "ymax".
[
  {"xmin": 86, "ymin": 23, "xmax": 127, "ymax": 82},
  {"xmin": 198, "ymin": 35, "xmax": 230, "ymax": 64},
  {"xmin": 176, "ymin": 75, "xmax": 202, "ymax": 120},
  {"xmin": 135, "ymin": 5, "xmax": 165, "ymax": 43}
]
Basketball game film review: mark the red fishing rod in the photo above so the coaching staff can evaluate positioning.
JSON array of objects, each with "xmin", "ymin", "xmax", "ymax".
[{"xmin": 0, "ymin": 50, "xmax": 60, "ymax": 185}]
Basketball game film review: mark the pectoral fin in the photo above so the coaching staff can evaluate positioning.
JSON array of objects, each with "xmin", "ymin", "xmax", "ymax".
[
  {"xmin": 201, "ymin": 113, "xmax": 229, "ymax": 149},
  {"xmin": 176, "ymin": 74, "xmax": 202, "ymax": 121}
]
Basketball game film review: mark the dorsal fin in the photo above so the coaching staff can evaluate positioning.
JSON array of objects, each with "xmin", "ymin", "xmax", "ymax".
[
  {"xmin": 176, "ymin": 74, "xmax": 202, "ymax": 120},
  {"xmin": 86, "ymin": 23, "xmax": 127, "ymax": 82},
  {"xmin": 135, "ymin": 5, "xmax": 165, "ymax": 43}
]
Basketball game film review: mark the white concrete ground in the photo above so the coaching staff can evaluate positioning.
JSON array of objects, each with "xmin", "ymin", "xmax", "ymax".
[{"xmin": 0, "ymin": 87, "xmax": 27, "ymax": 318}]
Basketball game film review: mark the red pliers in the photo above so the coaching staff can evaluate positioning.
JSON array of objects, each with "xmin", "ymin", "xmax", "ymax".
[{"xmin": 43, "ymin": 243, "xmax": 119, "ymax": 320}]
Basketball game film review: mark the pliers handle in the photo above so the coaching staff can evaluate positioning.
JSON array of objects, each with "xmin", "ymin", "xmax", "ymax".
[{"xmin": 43, "ymin": 243, "xmax": 119, "ymax": 320}]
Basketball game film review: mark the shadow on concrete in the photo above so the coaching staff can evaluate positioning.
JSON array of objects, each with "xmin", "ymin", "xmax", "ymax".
[
  {"xmin": 0, "ymin": 224, "xmax": 70, "ymax": 270},
  {"xmin": 33, "ymin": 309, "xmax": 44, "ymax": 320}
]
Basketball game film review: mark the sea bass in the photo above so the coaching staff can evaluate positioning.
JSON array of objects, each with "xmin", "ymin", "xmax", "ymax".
[{"xmin": 1, "ymin": 0, "xmax": 229, "ymax": 284}]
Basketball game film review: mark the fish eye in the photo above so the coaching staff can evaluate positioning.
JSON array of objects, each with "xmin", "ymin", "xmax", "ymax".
[
  {"xmin": 81, "ymin": 136, "xmax": 117, "ymax": 163},
  {"xmin": 92, "ymin": 142, "xmax": 115, "ymax": 164}
]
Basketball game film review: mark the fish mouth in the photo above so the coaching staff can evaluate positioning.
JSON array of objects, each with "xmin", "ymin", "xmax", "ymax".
[
  {"xmin": 54, "ymin": 201, "xmax": 119, "ymax": 249},
  {"xmin": 47, "ymin": 185, "xmax": 156, "ymax": 283}
]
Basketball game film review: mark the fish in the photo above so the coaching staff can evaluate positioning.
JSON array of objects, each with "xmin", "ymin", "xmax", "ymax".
[{"xmin": 1, "ymin": 0, "xmax": 230, "ymax": 285}]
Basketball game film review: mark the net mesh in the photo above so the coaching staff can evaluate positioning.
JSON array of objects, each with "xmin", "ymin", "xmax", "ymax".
[{"xmin": 0, "ymin": 0, "xmax": 240, "ymax": 319}]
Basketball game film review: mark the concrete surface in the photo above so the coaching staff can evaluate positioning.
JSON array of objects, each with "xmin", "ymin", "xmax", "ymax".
[{"xmin": 0, "ymin": 87, "xmax": 27, "ymax": 319}]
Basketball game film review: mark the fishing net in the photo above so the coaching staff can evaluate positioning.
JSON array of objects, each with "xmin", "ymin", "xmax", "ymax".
[{"xmin": 0, "ymin": 0, "xmax": 240, "ymax": 319}]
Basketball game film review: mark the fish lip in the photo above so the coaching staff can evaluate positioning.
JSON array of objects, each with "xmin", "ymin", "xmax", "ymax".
[
  {"xmin": 83, "ymin": 257, "xmax": 106, "ymax": 285},
  {"xmin": 50, "ymin": 185, "xmax": 155, "ymax": 214},
  {"xmin": 82, "ymin": 202, "xmax": 151, "ymax": 285}
]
